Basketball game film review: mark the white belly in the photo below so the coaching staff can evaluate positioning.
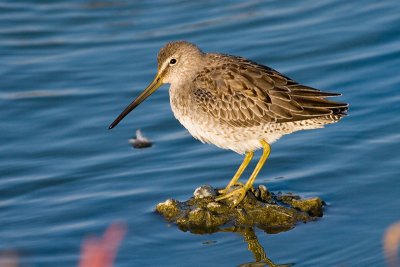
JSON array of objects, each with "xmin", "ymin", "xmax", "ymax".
[
  {"xmin": 168, "ymin": 84, "xmax": 326, "ymax": 154},
  {"xmin": 169, "ymin": 95, "xmax": 278, "ymax": 154}
]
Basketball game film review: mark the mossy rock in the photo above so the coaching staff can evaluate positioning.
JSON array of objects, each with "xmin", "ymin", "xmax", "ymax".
[{"xmin": 156, "ymin": 184, "xmax": 324, "ymax": 234}]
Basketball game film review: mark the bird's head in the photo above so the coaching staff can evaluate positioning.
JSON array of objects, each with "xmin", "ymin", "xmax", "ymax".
[{"xmin": 109, "ymin": 41, "xmax": 204, "ymax": 129}]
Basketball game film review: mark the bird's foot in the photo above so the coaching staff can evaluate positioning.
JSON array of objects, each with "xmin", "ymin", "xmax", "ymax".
[
  {"xmin": 215, "ymin": 186, "xmax": 249, "ymax": 207},
  {"xmin": 217, "ymin": 182, "xmax": 244, "ymax": 195}
]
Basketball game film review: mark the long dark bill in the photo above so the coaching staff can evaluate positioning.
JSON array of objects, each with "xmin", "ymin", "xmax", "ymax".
[{"xmin": 108, "ymin": 75, "xmax": 163, "ymax": 129}]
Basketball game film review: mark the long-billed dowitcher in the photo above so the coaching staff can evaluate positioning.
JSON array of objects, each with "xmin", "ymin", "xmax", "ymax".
[{"xmin": 109, "ymin": 41, "xmax": 348, "ymax": 206}]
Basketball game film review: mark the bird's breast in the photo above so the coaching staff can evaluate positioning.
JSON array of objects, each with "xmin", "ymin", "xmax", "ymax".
[{"xmin": 168, "ymin": 85, "xmax": 262, "ymax": 154}]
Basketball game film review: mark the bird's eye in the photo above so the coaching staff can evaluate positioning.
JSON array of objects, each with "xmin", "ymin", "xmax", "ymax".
[{"xmin": 169, "ymin": 58, "xmax": 177, "ymax": 65}]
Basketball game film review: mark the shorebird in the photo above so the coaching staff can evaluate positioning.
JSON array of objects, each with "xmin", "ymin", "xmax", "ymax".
[{"xmin": 109, "ymin": 41, "xmax": 348, "ymax": 206}]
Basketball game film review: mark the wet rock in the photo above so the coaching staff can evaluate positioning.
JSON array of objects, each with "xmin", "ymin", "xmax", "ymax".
[
  {"xmin": 257, "ymin": 184, "xmax": 273, "ymax": 203},
  {"xmin": 155, "ymin": 199, "xmax": 182, "ymax": 221},
  {"xmin": 156, "ymin": 185, "xmax": 324, "ymax": 234},
  {"xmin": 287, "ymin": 197, "xmax": 323, "ymax": 217},
  {"xmin": 193, "ymin": 185, "xmax": 217, "ymax": 199}
]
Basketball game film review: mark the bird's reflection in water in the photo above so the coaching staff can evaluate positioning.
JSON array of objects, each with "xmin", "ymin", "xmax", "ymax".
[{"xmin": 202, "ymin": 226, "xmax": 294, "ymax": 267}]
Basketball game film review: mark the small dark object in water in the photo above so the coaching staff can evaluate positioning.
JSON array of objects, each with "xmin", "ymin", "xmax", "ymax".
[{"xmin": 129, "ymin": 129, "xmax": 152, "ymax": 149}]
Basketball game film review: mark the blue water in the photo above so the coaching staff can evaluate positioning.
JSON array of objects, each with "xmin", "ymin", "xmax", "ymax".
[{"xmin": 1, "ymin": 1, "xmax": 399, "ymax": 266}]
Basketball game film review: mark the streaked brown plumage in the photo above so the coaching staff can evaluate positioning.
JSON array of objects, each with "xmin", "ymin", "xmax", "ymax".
[
  {"xmin": 193, "ymin": 53, "xmax": 346, "ymax": 126},
  {"xmin": 110, "ymin": 41, "xmax": 348, "ymax": 206}
]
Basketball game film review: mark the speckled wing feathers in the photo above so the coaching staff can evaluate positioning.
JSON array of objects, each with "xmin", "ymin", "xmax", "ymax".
[{"xmin": 192, "ymin": 55, "xmax": 348, "ymax": 127}]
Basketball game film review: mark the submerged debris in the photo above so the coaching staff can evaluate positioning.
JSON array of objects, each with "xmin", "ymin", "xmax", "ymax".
[
  {"xmin": 128, "ymin": 129, "xmax": 152, "ymax": 149},
  {"xmin": 156, "ymin": 184, "xmax": 324, "ymax": 234}
]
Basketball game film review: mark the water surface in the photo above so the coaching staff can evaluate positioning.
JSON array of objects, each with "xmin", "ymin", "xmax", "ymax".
[{"xmin": 1, "ymin": 1, "xmax": 399, "ymax": 266}]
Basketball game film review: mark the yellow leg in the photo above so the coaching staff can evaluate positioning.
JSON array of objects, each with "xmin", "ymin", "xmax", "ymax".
[
  {"xmin": 243, "ymin": 140, "xmax": 271, "ymax": 191},
  {"xmin": 216, "ymin": 140, "xmax": 271, "ymax": 206},
  {"xmin": 218, "ymin": 151, "xmax": 254, "ymax": 195}
]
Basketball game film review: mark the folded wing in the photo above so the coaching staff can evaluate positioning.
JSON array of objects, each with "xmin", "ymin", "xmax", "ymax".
[{"xmin": 192, "ymin": 55, "xmax": 348, "ymax": 127}]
